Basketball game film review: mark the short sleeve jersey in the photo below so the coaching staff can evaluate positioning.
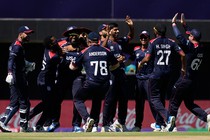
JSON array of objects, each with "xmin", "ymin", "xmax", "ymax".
[{"xmin": 134, "ymin": 45, "xmax": 153, "ymax": 79}]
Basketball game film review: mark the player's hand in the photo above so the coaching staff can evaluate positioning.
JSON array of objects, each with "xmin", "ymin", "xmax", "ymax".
[
  {"xmin": 117, "ymin": 55, "xmax": 125, "ymax": 63},
  {"xmin": 63, "ymin": 45, "xmax": 76, "ymax": 53},
  {"xmin": 181, "ymin": 68, "xmax": 186, "ymax": 78},
  {"xmin": 5, "ymin": 73, "xmax": 14, "ymax": 85},
  {"xmin": 172, "ymin": 13, "xmax": 178, "ymax": 23},
  {"xmin": 181, "ymin": 13, "xmax": 186, "ymax": 25},
  {"xmin": 138, "ymin": 62, "xmax": 142, "ymax": 70},
  {"xmin": 105, "ymin": 25, "xmax": 111, "ymax": 36},
  {"xmin": 125, "ymin": 15, "xmax": 133, "ymax": 26}
]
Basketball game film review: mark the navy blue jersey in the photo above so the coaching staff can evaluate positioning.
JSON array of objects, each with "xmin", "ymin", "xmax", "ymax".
[
  {"xmin": 65, "ymin": 51, "xmax": 83, "ymax": 73},
  {"xmin": 147, "ymin": 37, "xmax": 182, "ymax": 76},
  {"xmin": 74, "ymin": 45, "xmax": 118, "ymax": 83},
  {"xmin": 7, "ymin": 40, "xmax": 26, "ymax": 74},
  {"xmin": 37, "ymin": 49, "xmax": 61, "ymax": 86},
  {"xmin": 107, "ymin": 37, "xmax": 129, "ymax": 68},
  {"xmin": 133, "ymin": 46, "xmax": 153, "ymax": 79},
  {"xmin": 172, "ymin": 24, "xmax": 204, "ymax": 80},
  {"xmin": 57, "ymin": 37, "xmax": 71, "ymax": 67},
  {"xmin": 176, "ymin": 35, "xmax": 204, "ymax": 80},
  {"xmin": 57, "ymin": 37, "xmax": 82, "ymax": 79}
]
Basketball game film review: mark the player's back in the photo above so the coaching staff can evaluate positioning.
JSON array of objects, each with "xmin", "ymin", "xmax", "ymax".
[
  {"xmin": 185, "ymin": 43, "xmax": 204, "ymax": 80},
  {"xmin": 79, "ymin": 45, "xmax": 117, "ymax": 83},
  {"xmin": 37, "ymin": 49, "xmax": 60, "ymax": 86},
  {"xmin": 149, "ymin": 37, "xmax": 182, "ymax": 77}
]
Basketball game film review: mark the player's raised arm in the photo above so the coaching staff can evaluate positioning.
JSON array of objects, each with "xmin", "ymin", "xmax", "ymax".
[{"xmin": 125, "ymin": 15, "xmax": 134, "ymax": 40}]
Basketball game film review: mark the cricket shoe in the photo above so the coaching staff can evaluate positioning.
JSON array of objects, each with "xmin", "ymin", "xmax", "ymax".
[
  {"xmin": 0, "ymin": 121, "xmax": 12, "ymax": 132},
  {"xmin": 172, "ymin": 127, "xmax": 178, "ymax": 132},
  {"xmin": 33, "ymin": 125, "xmax": 45, "ymax": 132},
  {"xmin": 100, "ymin": 125, "xmax": 112, "ymax": 132},
  {"xmin": 46, "ymin": 122, "xmax": 60, "ymax": 132},
  {"xmin": 130, "ymin": 126, "xmax": 141, "ymax": 132},
  {"xmin": 83, "ymin": 118, "xmax": 94, "ymax": 132},
  {"xmin": 19, "ymin": 127, "xmax": 34, "ymax": 132},
  {"xmin": 72, "ymin": 126, "xmax": 83, "ymax": 132},
  {"xmin": 110, "ymin": 119, "xmax": 128, "ymax": 132},
  {"xmin": 161, "ymin": 127, "xmax": 178, "ymax": 132},
  {"xmin": 165, "ymin": 116, "xmax": 176, "ymax": 132},
  {"xmin": 150, "ymin": 123, "xmax": 163, "ymax": 132},
  {"xmin": 91, "ymin": 126, "xmax": 98, "ymax": 132}
]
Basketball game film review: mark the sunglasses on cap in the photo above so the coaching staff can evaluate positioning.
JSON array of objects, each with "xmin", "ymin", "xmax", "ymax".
[
  {"xmin": 69, "ymin": 33, "xmax": 79, "ymax": 36},
  {"xmin": 140, "ymin": 36, "xmax": 148, "ymax": 40}
]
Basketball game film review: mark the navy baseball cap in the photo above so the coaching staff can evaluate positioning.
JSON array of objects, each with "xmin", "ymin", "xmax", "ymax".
[
  {"xmin": 88, "ymin": 32, "xmax": 100, "ymax": 41},
  {"xmin": 18, "ymin": 26, "xmax": 34, "ymax": 34},
  {"xmin": 186, "ymin": 29, "xmax": 201, "ymax": 41},
  {"xmin": 139, "ymin": 30, "xmax": 150, "ymax": 38},
  {"xmin": 98, "ymin": 24, "xmax": 107, "ymax": 32}
]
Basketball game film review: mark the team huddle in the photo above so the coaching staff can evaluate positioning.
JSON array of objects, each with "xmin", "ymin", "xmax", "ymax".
[{"xmin": 0, "ymin": 13, "xmax": 210, "ymax": 133}]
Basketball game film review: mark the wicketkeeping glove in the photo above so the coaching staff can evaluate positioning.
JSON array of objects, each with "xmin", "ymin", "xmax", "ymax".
[
  {"xmin": 5, "ymin": 73, "xmax": 14, "ymax": 85},
  {"xmin": 25, "ymin": 61, "xmax": 36, "ymax": 74}
]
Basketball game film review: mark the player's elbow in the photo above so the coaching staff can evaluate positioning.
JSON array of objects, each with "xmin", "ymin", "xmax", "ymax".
[
  {"xmin": 179, "ymin": 50, "xmax": 185, "ymax": 57},
  {"xmin": 110, "ymin": 63, "xmax": 120, "ymax": 71}
]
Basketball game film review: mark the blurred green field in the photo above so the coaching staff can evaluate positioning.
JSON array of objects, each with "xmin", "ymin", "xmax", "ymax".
[{"xmin": 0, "ymin": 132, "xmax": 210, "ymax": 140}]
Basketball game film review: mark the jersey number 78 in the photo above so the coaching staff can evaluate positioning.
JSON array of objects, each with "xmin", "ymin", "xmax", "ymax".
[{"xmin": 90, "ymin": 61, "xmax": 108, "ymax": 76}]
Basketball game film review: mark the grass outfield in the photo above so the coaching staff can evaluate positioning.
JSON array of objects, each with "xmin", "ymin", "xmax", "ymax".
[{"xmin": 0, "ymin": 132, "xmax": 210, "ymax": 140}]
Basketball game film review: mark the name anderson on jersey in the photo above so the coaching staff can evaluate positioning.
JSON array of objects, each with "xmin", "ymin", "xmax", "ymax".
[{"xmin": 89, "ymin": 51, "xmax": 107, "ymax": 56}]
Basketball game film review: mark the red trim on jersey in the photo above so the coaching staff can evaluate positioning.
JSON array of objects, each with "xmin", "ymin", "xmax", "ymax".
[
  {"xmin": 49, "ymin": 51, "xmax": 56, "ymax": 58},
  {"xmin": 146, "ymin": 53, "xmax": 151, "ymax": 57},
  {"xmin": 186, "ymin": 31, "xmax": 191, "ymax": 35},
  {"xmin": 149, "ymin": 38, "xmax": 157, "ymax": 43},
  {"xmin": 168, "ymin": 38, "xmax": 175, "ymax": 42},
  {"xmin": 58, "ymin": 40, "xmax": 67, "ymax": 47},
  {"xmin": 99, "ymin": 40, "xmax": 102, "ymax": 45},
  {"xmin": 14, "ymin": 40, "xmax": 22, "ymax": 46},
  {"xmin": 134, "ymin": 46, "xmax": 140, "ymax": 51},
  {"xmin": 81, "ymin": 45, "xmax": 111, "ymax": 53},
  {"xmin": 103, "ymin": 46, "xmax": 111, "ymax": 51},
  {"xmin": 193, "ymin": 42, "xmax": 199, "ymax": 48},
  {"xmin": 81, "ymin": 47, "xmax": 90, "ymax": 54}
]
